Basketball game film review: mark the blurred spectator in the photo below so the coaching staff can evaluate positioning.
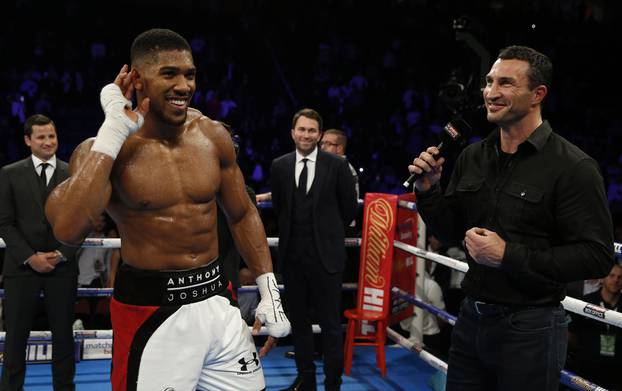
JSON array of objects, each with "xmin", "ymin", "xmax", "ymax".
[
  {"xmin": 320, "ymin": 128, "xmax": 359, "ymax": 200},
  {"xmin": 74, "ymin": 212, "xmax": 119, "ymax": 330},
  {"xmin": 0, "ymin": 1, "xmax": 620, "ymax": 213},
  {"xmin": 568, "ymin": 264, "xmax": 622, "ymax": 390},
  {"xmin": 426, "ymin": 234, "xmax": 467, "ymax": 317},
  {"xmin": 400, "ymin": 261, "xmax": 446, "ymax": 356}
]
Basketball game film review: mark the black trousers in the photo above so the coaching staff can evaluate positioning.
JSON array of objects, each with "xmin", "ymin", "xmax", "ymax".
[
  {"xmin": 1, "ymin": 274, "xmax": 77, "ymax": 391},
  {"xmin": 283, "ymin": 243, "xmax": 343, "ymax": 387}
]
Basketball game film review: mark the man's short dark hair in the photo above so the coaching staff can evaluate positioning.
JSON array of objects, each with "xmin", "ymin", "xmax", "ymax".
[
  {"xmin": 292, "ymin": 108, "xmax": 323, "ymax": 132},
  {"xmin": 131, "ymin": 28, "xmax": 192, "ymax": 67},
  {"xmin": 24, "ymin": 114, "xmax": 55, "ymax": 137},
  {"xmin": 498, "ymin": 45, "xmax": 552, "ymax": 90},
  {"xmin": 323, "ymin": 128, "xmax": 347, "ymax": 148}
]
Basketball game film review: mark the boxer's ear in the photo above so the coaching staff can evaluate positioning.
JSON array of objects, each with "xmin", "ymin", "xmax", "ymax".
[{"xmin": 132, "ymin": 69, "xmax": 143, "ymax": 91}]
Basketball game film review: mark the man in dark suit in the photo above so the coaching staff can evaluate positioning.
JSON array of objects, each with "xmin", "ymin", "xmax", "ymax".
[
  {"xmin": 0, "ymin": 114, "xmax": 78, "ymax": 391},
  {"xmin": 271, "ymin": 108, "xmax": 357, "ymax": 391}
]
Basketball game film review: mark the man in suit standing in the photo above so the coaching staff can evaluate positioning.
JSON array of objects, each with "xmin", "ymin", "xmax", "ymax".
[
  {"xmin": 271, "ymin": 108, "xmax": 357, "ymax": 391},
  {"xmin": 320, "ymin": 128, "xmax": 359, "ymax": 201},
  {"xmin": 0, "ymin": 114, "xmax": 78, "ymax": 391}
]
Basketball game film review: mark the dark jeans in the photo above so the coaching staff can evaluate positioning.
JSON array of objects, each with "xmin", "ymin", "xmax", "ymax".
[{"xmin": 447, "ymin": 298, "xmax": 568, "ymax": 391}]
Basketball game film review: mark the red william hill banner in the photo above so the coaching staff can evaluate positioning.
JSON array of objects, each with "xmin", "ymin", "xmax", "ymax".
[
  {"xmin": 389, "ymin": 193, "xmax": 418, "ymax": 325},
  {"xmin": 357, "ymin": 193, "xmax": 398, "ymax": 335}
]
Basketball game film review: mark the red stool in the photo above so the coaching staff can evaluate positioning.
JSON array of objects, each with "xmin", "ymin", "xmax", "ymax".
[{"xmin": 343, "ymin": 308, "xmax": 387, "ymax": 377}]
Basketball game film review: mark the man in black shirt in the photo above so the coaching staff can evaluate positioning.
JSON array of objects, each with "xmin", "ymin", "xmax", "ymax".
[{"xmin": 408, "ymin": 45, "xmax": 614, "ymax": 391}]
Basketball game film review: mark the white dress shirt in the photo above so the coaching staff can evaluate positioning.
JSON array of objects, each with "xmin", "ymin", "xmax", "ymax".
[
  {"xmin": 31, "ymin": 154, "xmax": 57, "ymax": 186},
  {"xmin": 295, "ymin": 147, "xmax": 318, "ymax": 194}
]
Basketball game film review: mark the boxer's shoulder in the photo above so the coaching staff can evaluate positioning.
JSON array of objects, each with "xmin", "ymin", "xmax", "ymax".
[
  {"xmin": 191, "ymin": 112, "xmax": 228, "ymax": 139},
  {"xmin": 185, "ymin": 107, "xmax": 204, "ymax": 123},
  {"xmin": 188, "ymin": 114, "xmax": 235, "ymax": 156}
]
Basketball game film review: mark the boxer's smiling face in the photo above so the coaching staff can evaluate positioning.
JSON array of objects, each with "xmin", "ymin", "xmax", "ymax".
[{"xmin": 135, "ymin": 50, "xmax": 196, "ymax": 126}]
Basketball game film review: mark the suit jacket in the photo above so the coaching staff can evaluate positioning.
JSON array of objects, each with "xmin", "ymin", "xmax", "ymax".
[
  {"xmin": 270, "ymin": 149, "xmax": 357, "ymax": 273},
  {"xmin": 0, "ymin": 157, "xmax": 78, "ymax": 277}
]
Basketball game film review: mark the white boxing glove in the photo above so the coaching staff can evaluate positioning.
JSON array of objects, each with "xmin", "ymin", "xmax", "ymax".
[
  {"xmin": 91, "ymin": 83, "xmax": 144, "ymax": 159},
  {"xmin": 255, "ymin": 272, "xmax": 291, "ymax": 338}
]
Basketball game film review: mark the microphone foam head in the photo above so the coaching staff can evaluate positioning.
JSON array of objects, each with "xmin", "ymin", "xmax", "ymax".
[{"xmin": 442, "ymin": 119, "xmax": 472, "ymax": 145}]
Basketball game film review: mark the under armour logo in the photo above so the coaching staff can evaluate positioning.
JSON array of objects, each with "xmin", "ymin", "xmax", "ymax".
[{"xmin": 238, "ymin": 352, "xmax": 259, "ymax": 372}]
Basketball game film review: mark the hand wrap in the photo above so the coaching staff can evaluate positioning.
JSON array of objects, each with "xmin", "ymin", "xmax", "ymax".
[
  {"xmin": 255, "ymin": 272, "xmax": 291, "ymax": 338},
  {"xmin": 91, "ymin": 83, "xmax": 144, "ymax": 159}
]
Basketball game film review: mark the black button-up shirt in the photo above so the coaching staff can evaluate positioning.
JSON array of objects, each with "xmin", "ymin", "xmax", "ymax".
[{"xmin": 416, "ymin": 121, "xmax": 614, "ymax": 306}]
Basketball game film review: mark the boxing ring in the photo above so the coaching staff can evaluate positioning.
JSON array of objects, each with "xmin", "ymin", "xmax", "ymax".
[{"xmin": 0, "ymin": 202, "xmax": 621, "ymax": 391}]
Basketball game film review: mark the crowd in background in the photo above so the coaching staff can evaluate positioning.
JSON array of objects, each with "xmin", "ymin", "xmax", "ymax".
[{"xmin": 1, "ymin": 0, "xmax": 621, "ymax": 226}]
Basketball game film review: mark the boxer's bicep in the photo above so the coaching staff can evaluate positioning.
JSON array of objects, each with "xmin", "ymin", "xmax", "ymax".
[
  {"xmin": 46, "ymin": 138, "xmax": 113, "ymax": 245},
  {"xmin": 213, "ymin": 121, "xmax": 249, "ymax": 223},
  {"xmin": 218, "ymin": 162, "xmax": 272, "ymax": 275},
  {"xmin": 218, "ymin": 162, "xmax": 252, "ymax": 223}
]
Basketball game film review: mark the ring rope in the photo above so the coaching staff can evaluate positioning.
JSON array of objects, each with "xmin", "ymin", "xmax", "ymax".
[
  {"xmin": 0, "ymin": 324, "xmax": 324, "ymax": 342},
  {"xmin": 256, "ymin": 199, "xmax": 365, "ymax": 209},
  {"xmin": 385, "ymin": 327, "xmax": 448, "ymax": 373},
  {"xmin": 394, "ymin": 240, "xmax": 469, "ymax": 273},
  {"xmin": 392, "ymin": 287, "xmax": 456, "ymax": 326},
  {"xmin": 238, "ymin": 282, "xmax": 358, "ymax": 294},
  {"xmin": 397, "ymin": 200, "xmax": 417, "ymax": 211},
  {"xmin": 0, "ymin": 237, "xmax": 616, "ymax": 255},
  {"xmin": 0, "ymin": 237, "xmax": 363, "ymax": 249},
  {"xmin": 0, "ymin": 283, "xmax": 360, "ymax": 298}
]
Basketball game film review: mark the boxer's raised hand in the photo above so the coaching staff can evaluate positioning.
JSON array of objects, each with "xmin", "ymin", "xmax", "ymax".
[{"xmin": 91, "ymin": 65, "xmax": 149, "ymax": 159}]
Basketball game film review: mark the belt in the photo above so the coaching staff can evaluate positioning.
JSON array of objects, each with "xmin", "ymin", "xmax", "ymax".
[{"xmin": 467, "ymin": 298, "xmax": 543, "ymax": 317}]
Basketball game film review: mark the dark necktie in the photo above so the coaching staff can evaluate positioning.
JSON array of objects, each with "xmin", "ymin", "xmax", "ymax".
[
  {"xmin": 39, "ymin": 162, "xmax": 49, "ymax": 198},
  {"xmin": 298, "ymin": 158, "xmax": 308, "ymax": 196}
]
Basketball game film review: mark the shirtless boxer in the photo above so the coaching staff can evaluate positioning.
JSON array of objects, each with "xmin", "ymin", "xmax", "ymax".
[{"xmin": 45, "ymin": 28, "xmax": 289, "ymax": 391}]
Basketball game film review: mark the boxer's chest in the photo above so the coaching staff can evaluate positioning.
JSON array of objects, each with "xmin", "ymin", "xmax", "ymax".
[{"xmin": 112, "ymin": 142, "xmax": 221, "ymax": 210}]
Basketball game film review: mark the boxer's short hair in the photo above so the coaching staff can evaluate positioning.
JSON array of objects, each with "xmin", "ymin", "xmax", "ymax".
[{"xmin": 131, "ymin": 28, "xmax": 192, "ymax": 67}]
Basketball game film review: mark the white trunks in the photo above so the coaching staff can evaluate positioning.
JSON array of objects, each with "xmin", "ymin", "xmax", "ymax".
[{"xmin": 110, "ymin": 258, "xmax": 265, "ymax": 391}]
